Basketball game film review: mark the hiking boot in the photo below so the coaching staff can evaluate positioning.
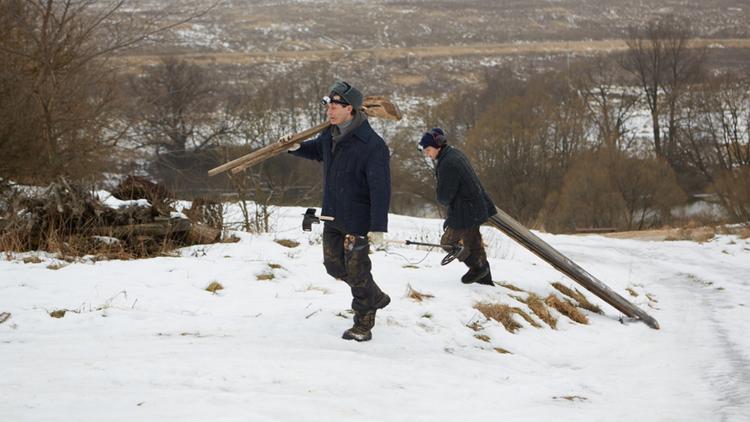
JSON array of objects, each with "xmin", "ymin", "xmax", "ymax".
[
  {"xmin": 342, "ymin": 311, "xmax": 375, "ymax": 342},
  {"xmin": 475, "ymin": 268, "xmax": 495, "ymax": 286},
  {"xmin": 342, "ymin": 293, "xmax": 390, "ymax": 342},
  {"xmin": 461, "ymin": 263, "xmax": 490, "ymax": 284}
]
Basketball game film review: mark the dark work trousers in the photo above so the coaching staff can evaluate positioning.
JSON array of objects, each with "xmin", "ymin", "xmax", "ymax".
[
  {"xmin": 322, "ymin": 222, "xmax": 385, "ymax": 314},
  {"xmin": 441, "ymin": 225, "xmax": 488, "ymax": 270}
]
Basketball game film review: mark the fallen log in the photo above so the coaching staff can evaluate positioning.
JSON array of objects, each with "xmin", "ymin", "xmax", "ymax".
[{"xmin": 93, "ymin": 217, "xmax": 191, "ymax": 238}]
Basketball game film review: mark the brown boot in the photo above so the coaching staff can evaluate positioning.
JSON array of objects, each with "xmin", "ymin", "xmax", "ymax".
[
  {"xmin": 342, "ymin": 293, "xmax": 390, "ymax": 342},
  {"xmin": 461, "ymin": 263, "xmax": 489, "ymax": 284},
  {"xmin": 475, "ymin": 268, "xmax": 495, "ymax": 286}
]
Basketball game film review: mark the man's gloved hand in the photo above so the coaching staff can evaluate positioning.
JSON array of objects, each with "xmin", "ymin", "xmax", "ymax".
[
  {"xmin": 368, "ymin": 231, "xmax": 387, "ymax": 250},
  {"xmin": 278, "ymin": 134, "xmax": 300, "ymax": 151}
]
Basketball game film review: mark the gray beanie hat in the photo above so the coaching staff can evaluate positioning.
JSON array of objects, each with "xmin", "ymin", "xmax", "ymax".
[{"xmin": 329, "ymin": 80, "xmax": 363, "ymax": 109}]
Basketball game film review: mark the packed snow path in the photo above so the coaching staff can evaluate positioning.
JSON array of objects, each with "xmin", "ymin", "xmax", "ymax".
[{"xmin": 2, "ymin": 207, "xmax": 749, "ymax": 421}]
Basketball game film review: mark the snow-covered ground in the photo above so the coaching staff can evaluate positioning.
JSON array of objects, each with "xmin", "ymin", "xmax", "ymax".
[{"xmin": 2, "ymin": 205, "xmax": 750, "ymax": 421}]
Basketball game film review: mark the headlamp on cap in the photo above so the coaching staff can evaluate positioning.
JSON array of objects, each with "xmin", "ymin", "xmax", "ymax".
[{"xmin": 321, "ymin": 95, "xmax": 350, "ymax": 107}]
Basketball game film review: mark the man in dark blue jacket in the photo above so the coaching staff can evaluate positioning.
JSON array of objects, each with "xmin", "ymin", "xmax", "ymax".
[
  {"xmin": 289, "ymin": 80, "xmax": 391, "ymax": 342},
  {"xmin": 418, "ymin": 128, "xmax": 497, "ymax": 286}
]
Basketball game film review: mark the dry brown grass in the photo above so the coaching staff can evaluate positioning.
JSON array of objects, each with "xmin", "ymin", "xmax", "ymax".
[
  {"xmin": 304, "ymin": 285, "xmax": 331, "ymax": 294},
  {"xmin": 524, "ymin": 293, "xmax": 558, "ymax": 329},
  {"xmin": 405, "ymin": 284, "xmax": 434, "ymax": 302},
  {"xmin": 494, "ymin": 347, "xmax": 512, "ymax": 354},
  {"xmin": 474, "ymin": 302, "xmax": 523, "ymax": 333},
  {"xmin": 0, "ymin": 217, "xmax": 189, "ymax": 260},
  {"xmin": 49, "ymin": 309, "xmax": 67, "ymax": 318},
  {"xmin": 512, "ymin": 307, "xmax": 542, "ymax": 328},
  {"xmin": 268, "ymin": 263, "xmax": 283, "ymax": 270},
  {"xmin": 551, "ymin": 282, "xmax": 602, "ymax": 314},
  {"xmin": 664, "ymin": 227, "xmax": 716, "ymax": 243},
  {"xmin": 474, "ymin": 334, "xmax": 491, "ymax": 343},
  {"xmin": 274, "ymin": 239, "xmax": 300, "ymax": 248},
  {"xmin": 499, "ymin": 282, "xmax": 526, "ymax": 292},
  {"xmin": 545, "ymin": 294, "xmax": 589, "ymax": 324},
  {"xmin": 466, "ymin": 321, "xmax": 483, "ymax": 332},
  {"xmin": 206, "ymin": 281, "xmax": 224, "ymax": 293},
  {"xmin": 256, "ymin": 272, "xmax": 275, "ymax": 281},
  {"xmin": 553, "ymin": 395, "xmax": 588, "ymax": 402},
  {"xmin": 626, "ymin": 287, "xmax": 639, "ymax": 297}
]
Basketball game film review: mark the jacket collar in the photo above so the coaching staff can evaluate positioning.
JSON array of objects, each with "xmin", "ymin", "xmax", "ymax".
[
  {"xmin": 348, "ymin": 114, "xmax": 371, "ymax": 144},
  {"xmin": 436, "ymin": 144, "xmax": 452, "ymax": 162}
]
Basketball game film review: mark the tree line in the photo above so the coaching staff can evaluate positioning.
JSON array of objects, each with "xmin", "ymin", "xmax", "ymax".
[
  {"xmin": 395, "ymin": 15, "xmax": 749, "ymax": 231},
  {"xmin": 1, "ymin": 2, "xmax": 748, "ymax": 232}
]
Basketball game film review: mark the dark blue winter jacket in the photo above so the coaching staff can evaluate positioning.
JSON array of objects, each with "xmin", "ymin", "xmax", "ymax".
[
  {"xmin": 435, "ymin": 145, "xmax": 497, "ymax": 230},
  {"xmin": 291, "ymin": 118, "xmax": 390, "ymax": 236}
]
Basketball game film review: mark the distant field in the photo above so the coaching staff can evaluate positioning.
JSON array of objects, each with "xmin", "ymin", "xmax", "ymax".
[{"xmin": 116, "ymin": 38, "xmax": 750, "ymax": 67}]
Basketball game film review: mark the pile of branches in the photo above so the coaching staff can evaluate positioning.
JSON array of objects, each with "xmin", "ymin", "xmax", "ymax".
[{"xmin": 0, "ymin": 176, "xmax": 222, "ymax": 258}]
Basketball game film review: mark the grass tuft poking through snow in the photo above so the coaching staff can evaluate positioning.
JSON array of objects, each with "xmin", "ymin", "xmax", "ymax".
[
  {"xmin": 205, "ymin": 281, "xmax": 224, "ymax": 293},
  {"xmin": 474, "ymin": 302, "xmax": 523, "ymax": 333},
  {"xmin": 49, "ymin": 309, "xmax": 68, "ymax": 318},
  {"xmin": 512, "ymin": 293, "xmax": 557, "ymax": 329},
  {"xmin": 274, "ymin": 239, "xmax": 299, "ymax": 248},
  {"xmin": 512, "ymin": 307, "xmax": 541, "ymax": 328},
  {"xmin": 545, "ymin": 294, "xmax": 588, "ymax": 324},
  {"xmin": 551, "ymin": 282, "xmax": 603, "ymax": 314},
  {"xmin": 474, "ymin": 333, "xmax": 491, "ymax": 342},
  {"xmin": 405, "ymin": 284, "xmax": 434, "ymax": 302},
  {"xmin": 499, "ymin": 282, "xmax": 525, "ymax": 292}
]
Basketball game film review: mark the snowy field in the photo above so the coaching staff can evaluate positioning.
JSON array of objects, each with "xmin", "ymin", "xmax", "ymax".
[{"xmin": 2, "ymin": 205, "xmax": 750, "ymax": 421}]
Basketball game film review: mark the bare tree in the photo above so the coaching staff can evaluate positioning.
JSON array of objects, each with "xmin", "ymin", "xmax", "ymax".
[
  {"xmin": 126, "ymin": 57, "xmax": 233, "ymax": 192},
  {"xmin": 681, "ymin": 73, "xmax": 750, "ymax": 222},
  {"xmin": 466, "ymin": 71, "xmax": 588, "ymax": 226},
  {"xmin": 621, "ymin": 14, "xmax": 706, "ymax": 164},
  {"xmin": 0, "ymin": 0, "xmax": 218, "ymax": 183},
  {"xmin": 573, "ymin": 56, "xmax": 640, "ymax": 153}
]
